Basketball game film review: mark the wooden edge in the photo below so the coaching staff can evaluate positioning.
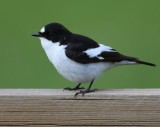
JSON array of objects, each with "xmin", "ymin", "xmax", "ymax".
[{"xmin": 0, "ymin": 89, "xmax": 160, "ymax": 99}]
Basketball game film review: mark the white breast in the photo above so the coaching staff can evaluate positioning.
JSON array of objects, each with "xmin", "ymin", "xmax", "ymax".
[{"xmin": 40, "ymin": 38, "xmax": 114, "ymax": 83}]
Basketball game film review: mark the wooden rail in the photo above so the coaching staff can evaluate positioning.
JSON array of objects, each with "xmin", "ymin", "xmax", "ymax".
[{"xmin": 0, "ymin": 89, "xmax": 160, "ymax": 127}]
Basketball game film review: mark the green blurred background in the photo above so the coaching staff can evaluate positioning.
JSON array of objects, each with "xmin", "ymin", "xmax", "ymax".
[{"xmin": 0, "ymin": 0, "xmax": 159, "ymax": 88}]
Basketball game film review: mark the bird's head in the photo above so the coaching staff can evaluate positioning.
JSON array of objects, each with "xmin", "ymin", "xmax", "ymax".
[{"xmin": 32, "ymin": 23, "xmax": 71, "ymax": 43}]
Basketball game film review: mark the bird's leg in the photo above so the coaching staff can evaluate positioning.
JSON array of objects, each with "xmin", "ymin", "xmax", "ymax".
[
  {"xmin": 75, "ymin": 80, "xmax": 97, "ymax": 97},
  {"xmin": 63, "ymin": 83, "xmax": 85, "ymax": 91}
]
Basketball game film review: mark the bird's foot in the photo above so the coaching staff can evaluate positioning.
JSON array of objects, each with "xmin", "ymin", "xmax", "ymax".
[
  {"xmin": 63, "ymin": 86, "xmax": 85, "ymax": 91},
  {"xmin": 74, "ymin": 89, "xmax": 97, "ymax": 97}
]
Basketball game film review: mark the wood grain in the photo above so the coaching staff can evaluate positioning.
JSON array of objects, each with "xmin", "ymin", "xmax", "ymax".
[{"xmin": 0, "ymin": 89, "xmax": 160, "ymax": 127}]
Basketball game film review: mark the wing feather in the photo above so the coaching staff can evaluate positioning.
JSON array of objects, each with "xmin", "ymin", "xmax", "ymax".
[{"xmin": 65, "ymin": 34, "xmax": 138, "ymax": 64}]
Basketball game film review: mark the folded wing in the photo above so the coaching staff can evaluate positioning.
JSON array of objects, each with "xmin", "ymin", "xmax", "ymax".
[{"xmin": 65, "ymin": 34, "xmax": 155, "ymax": 66}]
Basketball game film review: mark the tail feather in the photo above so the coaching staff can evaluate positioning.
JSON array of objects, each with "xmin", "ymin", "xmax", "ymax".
[
  {"xmin": 135, "ymin": 60, "xmax": 156, "ymax": 67},
  {"xmin": 122, "ymin": 55, "xmax": 156, "ymax": 67}
]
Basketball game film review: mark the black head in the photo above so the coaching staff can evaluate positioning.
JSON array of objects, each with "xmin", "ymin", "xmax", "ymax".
[{"xmin": 32, "ymin": 23, "xmax": 72, "ymax": 43}]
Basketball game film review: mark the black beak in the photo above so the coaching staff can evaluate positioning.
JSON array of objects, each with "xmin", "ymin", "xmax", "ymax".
[{"xmin": 32, "ymin": 32, "xmax": 42, "ymax": 37}]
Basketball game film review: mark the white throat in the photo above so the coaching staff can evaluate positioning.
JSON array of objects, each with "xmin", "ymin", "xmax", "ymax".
[
  {"xmin": 39, "ymin": 37, "xmax": 67, "ymax": 65},
  {"xmin": 40, "ymin": 37, "xmax": 55, "ymax": 49}
]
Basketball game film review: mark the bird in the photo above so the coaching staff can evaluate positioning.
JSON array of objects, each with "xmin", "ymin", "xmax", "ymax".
[{"xmin": 32, "ymin": 23, "xmax": 156, "ymax": 97}]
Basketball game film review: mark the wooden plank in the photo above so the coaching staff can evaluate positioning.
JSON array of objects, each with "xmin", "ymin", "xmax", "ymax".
[{"xmin": 0, "ymin": 89, "xmax": 160, "ymax": 127}]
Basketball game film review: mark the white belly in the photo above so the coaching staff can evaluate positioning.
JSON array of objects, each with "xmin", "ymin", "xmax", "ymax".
[{"xmin": 40, "ymin": 38, "xmax": 114, "ymax": 83}]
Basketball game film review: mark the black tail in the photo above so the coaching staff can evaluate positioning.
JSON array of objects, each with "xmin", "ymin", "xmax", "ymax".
[
  {"xmin": 121, "ymin": 54, "xmax": 156, "ymax": 67},
  {"xmin": 136, "ymin": 60, "xmax": 156, "ymax": 67}
]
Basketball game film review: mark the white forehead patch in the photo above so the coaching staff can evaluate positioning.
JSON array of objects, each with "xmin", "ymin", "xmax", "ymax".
[{"xmin": 40, "ymin": 27, "xmax": 45, "ymax": 33}]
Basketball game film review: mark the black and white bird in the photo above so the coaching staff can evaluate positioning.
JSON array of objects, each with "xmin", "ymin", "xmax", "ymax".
[{"xmin": 32, "ymin": 23, "xmax": 155, "ymax": 96}]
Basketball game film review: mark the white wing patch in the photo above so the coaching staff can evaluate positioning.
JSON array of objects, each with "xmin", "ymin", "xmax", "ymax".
[
  {"xmin": 40, "ymin": 27, "xmax": 45, "ymax": 33},
  {"xmin": 97, "ymin": 56, "xmax": 104, "ymax": 60},
  {"xmin": 84, "ymin": 44, "xmax": 116, "ymax": 58}
]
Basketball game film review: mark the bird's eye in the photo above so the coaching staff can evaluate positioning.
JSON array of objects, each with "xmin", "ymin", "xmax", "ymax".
[{"xmin": 49, "ymin": 32, "xmax": 53, "ymax": 36}]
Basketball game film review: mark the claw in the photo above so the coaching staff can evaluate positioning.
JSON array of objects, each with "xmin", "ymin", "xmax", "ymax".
[
  {"xmin": 63, "ymin": 87, "xmax": 85, "ymax": 91},
  {"xmin": 74, "ymin": 89, "xmax": 97, "ymax": 97}
]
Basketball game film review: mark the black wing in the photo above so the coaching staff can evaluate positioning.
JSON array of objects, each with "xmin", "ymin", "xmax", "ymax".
[
  {"xmin": 65, "ymin": 34, "xmax": 155, "ymax": 66},
  {"xmin": 65, "ymin": 34, "xmax": 100, "ymax": 64},
  {"xmin": 98, "ymin": 51, "xmax": 138, "ymax": 62},
  {"xmin": 66, "ymin": 34, "xmax": 99, "ymax": 51},
  {"xmin": 97, "ymin": 52, "xmax": 155, "ymax": 66},
  {"xmin": 65, "ymin": 34, "xmax": 138, "ymax": 64},
  {"xmin": 65, "ymin": 49, "xmax": 138, "ymax": 64}
]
